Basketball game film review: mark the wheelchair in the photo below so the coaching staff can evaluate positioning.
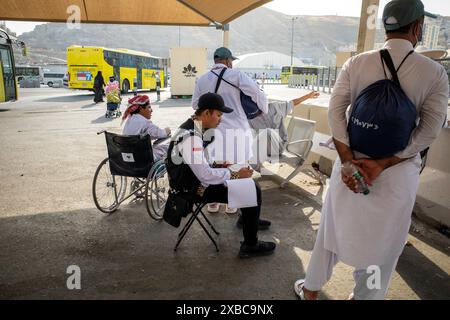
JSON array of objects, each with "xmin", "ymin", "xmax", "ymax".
[{"xmin": 92, "ymin": 130, "xmax": 170, "ymax": 220}]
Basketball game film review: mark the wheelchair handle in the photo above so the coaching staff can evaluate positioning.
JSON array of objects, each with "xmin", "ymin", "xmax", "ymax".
[{"xmin": 97, "ymin": 130, "xmax": 106, "ymax": 135}]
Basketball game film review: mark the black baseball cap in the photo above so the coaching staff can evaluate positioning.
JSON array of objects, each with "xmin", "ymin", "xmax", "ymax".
[
  {"xmin": 383, "ymin": 0, "xmax": 437, "ymax": 31},
  {"xmin": 198, "ymin": 93, "xmax": 233, "ymax": 113}
]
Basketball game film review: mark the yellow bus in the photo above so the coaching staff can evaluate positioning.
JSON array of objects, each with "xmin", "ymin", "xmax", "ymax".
[
  {"xmin": 66, "ymin": 45, "xmax": 166, "ymax": 93},
  {"xmin": 280, "ymin": 66, "xmax": 324, "ymax": 84},
  {"xmin": 0, "ymin": 29, "xmax": 25, "ymax": 103}
]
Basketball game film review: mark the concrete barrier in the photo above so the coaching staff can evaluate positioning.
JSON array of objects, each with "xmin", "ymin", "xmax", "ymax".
[{"xmin": 414, "ymin": 128, "xmax": 450, "ymax": 227}]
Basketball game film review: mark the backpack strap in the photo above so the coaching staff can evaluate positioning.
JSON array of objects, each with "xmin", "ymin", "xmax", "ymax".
[
  {"xmin": 396, "ymin": 50, "xmax": 414, "ymax": 72},
  {"xmin": 380, "ymin": 49, "xmax": 400, "ymax": 85},
  {"xmin": 211, "ymin": 68, "xmax": 240, "ymax": 91},
  {"xmin": 380, "ymin": 49, "xmax": 414, "ymax": 86},
  {"xmin": 213, "ymin": 68, "xmax": 227, "ymax": 93}
]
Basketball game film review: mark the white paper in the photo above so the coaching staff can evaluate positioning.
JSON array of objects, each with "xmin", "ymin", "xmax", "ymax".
[{"xmin": 226, "ymin": 178, "xmax": 257, "ymax": 209}]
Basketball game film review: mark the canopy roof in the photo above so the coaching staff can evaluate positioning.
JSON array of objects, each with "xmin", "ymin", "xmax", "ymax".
[{"xmin": 0, "ymin": 0, "xmax": 272, "ymax": 26}]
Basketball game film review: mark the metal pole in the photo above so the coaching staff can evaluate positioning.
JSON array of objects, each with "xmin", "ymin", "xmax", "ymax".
[
  {"xmin": 290, "ymin": 17, "xmax": 296, "ymax": 66},
  {"xmin": 328, "ymin": 67, "xmax": 331, "ymax": 93}
]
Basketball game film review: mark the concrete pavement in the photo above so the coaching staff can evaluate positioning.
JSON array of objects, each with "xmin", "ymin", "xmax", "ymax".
[{"xmin": 0, "ymin": 87, "xmax": 448, "ymax": 299}]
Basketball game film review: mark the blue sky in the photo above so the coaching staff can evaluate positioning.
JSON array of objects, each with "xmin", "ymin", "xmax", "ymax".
[{"xmin": 4, "ymin": 0, "xmax": 450, "ymax": 36}]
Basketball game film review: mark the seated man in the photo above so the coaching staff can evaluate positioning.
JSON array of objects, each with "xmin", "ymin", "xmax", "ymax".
[
  {"xmin": 166, "ymin": 92, "xmax": 276, "ymax": 258},
  {"xmin": 249, "ymin": 90, "xmax": 320, "ymax": 163},
  {"xmin": 122, "ymin": 95, "xmax": 171, "ymax": 161}
]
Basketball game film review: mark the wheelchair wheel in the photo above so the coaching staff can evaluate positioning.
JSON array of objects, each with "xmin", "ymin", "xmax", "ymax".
[
  {"xmin": 92, "ymin": 158, "xmax": 127, "ymax": 213},
  {"xmin": 144, "ymin": 160, "xmax": 169, "ymax": 220}
]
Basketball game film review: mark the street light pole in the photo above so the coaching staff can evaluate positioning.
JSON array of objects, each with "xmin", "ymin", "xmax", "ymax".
[{"xmin": 290, "ymin": 17, "xmax": 298, "ymax": 66}]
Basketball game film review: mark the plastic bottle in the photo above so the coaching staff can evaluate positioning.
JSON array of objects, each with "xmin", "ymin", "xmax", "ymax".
[{"xmin": 341, "ymin": 162, "xmax": 370, "ymax": 195}]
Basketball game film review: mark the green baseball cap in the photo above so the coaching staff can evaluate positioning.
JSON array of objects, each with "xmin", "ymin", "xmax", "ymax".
[
  {"xmin": 383, "ymin": 0, "xmax": 437, "ymax": 31},
  {"xmin": 213, "ymin": 47, "xmax": 238, "ymax": 61}
]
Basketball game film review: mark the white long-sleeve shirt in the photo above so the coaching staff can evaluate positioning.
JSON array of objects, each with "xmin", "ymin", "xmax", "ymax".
[
  {"xmin": 177, "ymin": 122, "xmax": 231, "ymax": 187},
  {"xmin": 329, "ymin": 39, "xmax": 448, "ymax": 159},
  {"xmin": 123, "ymin": 114, "xmax": 168, "ymax": 138},
  {"xmin": 123, "ymin": 114, "xmax": 169, "ymax": 160},
  {"xmin": 192, "ymin": 63, "xmax": 268, "ymax": 163}
]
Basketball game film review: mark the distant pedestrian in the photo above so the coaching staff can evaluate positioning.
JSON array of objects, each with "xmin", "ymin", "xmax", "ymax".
[{"xmin": 93, "ymin": 71, "xmax": 105, "ymax": 103}]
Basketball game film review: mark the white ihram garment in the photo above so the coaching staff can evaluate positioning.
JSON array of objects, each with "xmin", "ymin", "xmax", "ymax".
[
  {"xmin": 192, "ymin": 63, "xmax": 268, "ymax": 164},
  {"xmin": 320, "ymin": 39, "xmax": 448, "ymax": 269}
]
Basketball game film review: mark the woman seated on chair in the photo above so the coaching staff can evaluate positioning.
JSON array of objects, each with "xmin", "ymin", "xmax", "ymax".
[{"xmin": 122, "ymin": 95, "xmax": 171, "ymax": 162}]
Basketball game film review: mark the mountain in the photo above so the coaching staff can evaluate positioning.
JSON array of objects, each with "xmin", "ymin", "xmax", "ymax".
[{"xmin": 13, "ymin": 7, "xmax": 450, "ymax": 66}]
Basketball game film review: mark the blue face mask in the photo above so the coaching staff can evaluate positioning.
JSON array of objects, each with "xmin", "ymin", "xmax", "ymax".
[
  {"xmin": 418, "ymin": 23, "xmax": 424, "ymax": 42},
  {"xmin": 414, "ymin": 23, "xmax": 424, "ymax": 48}
]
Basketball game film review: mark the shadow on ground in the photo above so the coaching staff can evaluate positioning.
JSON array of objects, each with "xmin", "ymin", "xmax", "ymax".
[
  {"xmin": 0, "ymin": 178, "xmax": 321, "ymax": 299},
  {"xmin": 36, "ymin": 94, "xmax": 94, "ymax": 103}
]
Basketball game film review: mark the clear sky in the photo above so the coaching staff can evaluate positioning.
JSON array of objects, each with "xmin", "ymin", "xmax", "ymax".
[
  {"xmin": 264, "ymin": 0, "xmax": 450, "ymax": 17},
  {"xmin": 3, "ymin": 0, "xmax": 450, "ymax": 35}
]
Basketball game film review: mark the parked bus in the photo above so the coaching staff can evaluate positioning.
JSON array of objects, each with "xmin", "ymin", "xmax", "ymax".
[
  {"xmin": 15, "ymin": 65, "xmax": 43, "ymax": 83},
  {"xmin": 0, "ymin": 29, "xmax": 25, "ymax": 103},
  {"xmin": 280, "ymin": 65, "xmax": 324, "ymax": 84},
  {"xmin": 66, "ymin": 45, "xmax": 166, "ymax": 93}
]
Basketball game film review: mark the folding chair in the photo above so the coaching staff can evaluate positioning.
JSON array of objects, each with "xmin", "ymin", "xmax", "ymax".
[
  {"xmin": 280, "ymin": 116, "xmax": 316, "ymax": 188},
  {"xmin": 174, "ymin": 201, "xmax": 220, "ymax": 252}
]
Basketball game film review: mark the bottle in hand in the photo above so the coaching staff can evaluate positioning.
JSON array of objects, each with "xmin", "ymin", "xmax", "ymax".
[{"xmin": 341, "ymin": 162, "xmax": 370, "ymax": 195}]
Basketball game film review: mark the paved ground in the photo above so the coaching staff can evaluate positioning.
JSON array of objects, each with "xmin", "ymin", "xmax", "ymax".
[{"xmin": 0, "ymin": 86, "xmax": 449, "ymax": 299}]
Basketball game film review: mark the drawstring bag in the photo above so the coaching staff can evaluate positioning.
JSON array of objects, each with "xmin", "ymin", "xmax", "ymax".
[
  {"xmin": 347, "ymin": 49, "xmax": 417, "ymax": 158},
  {"xmin": 212, "ymin": 68, "xmax": 262, "ymax": 119}
]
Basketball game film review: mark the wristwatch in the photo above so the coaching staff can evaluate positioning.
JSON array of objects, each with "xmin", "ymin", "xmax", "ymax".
[{"xmin": 230, "ymin": 170, "xmax": 239, "ymax": 180}]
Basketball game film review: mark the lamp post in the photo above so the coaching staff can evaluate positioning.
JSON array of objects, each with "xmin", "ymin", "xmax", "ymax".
[{"xmin": 290, "ymin": 16, "xmax": 298, "ymax": 66}]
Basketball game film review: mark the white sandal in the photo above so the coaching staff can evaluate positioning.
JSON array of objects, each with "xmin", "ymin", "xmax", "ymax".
[{"xmin": 294, "ymin": 279, "xmax": 306, "ymax": 300}]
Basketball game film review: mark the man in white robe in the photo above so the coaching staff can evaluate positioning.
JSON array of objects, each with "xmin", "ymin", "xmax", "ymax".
[{"xmin": 294, "ymin": 0, "xmax": 449, "ymax": 300}]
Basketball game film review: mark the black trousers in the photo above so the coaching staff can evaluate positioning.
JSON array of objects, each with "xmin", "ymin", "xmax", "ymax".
[
  {"xmin": 94, "ymin": 87, "xmax": 103, "ymax": 102},
  {"xmin": 201, "ymin": 181, "xmax": 261, "ymax": 246}
]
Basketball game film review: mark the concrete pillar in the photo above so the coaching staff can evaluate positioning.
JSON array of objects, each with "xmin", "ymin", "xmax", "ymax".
[
  {"xmin": 357, "ymin": 0, "xmax": 380, "ymax": 53},
  {"xmin": 222, "ymin": 24, "xmax": 230, "ymax": 48}
]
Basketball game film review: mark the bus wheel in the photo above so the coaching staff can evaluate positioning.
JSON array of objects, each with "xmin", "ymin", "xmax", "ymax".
[
  {"xmin": 121, "ymin": 79, "xmax": 130, "ymax": 94},
  {"xmin": 47, "ymin": 82, "xmax": 53, "ymax": 87}
]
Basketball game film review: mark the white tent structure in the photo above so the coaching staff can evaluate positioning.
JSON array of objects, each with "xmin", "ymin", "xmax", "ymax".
[{"xmin": 233, "ymin": 51, "xmax": 305, "ymax": 79}]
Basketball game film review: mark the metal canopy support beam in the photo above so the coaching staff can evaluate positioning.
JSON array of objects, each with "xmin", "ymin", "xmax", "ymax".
[{"xmin": 357, "ymin": 0, "xmax": 380, "ymax": 53}]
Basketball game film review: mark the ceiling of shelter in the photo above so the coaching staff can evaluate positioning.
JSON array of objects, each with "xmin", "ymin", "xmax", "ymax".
[{"xmin": 0, "ymin": 0, "xmax": 272, "ymax": 26}]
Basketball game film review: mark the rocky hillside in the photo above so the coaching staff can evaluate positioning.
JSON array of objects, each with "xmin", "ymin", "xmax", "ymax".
[{"xmin": 13, "ymin": 7, "xmax": 450, "ymax": 66}]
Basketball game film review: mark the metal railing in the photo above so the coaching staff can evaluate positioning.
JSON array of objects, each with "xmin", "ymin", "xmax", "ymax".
[{"xmin": 287, "ymin": 67, "xmax": 342, "ymax": 93}]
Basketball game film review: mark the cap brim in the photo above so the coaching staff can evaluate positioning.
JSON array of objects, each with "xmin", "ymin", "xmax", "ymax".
[
  {"xmin": 424, "ymin": 11, "xmax": 437, "ymax": 19},
  {"xmin": 220, "ymin": 106, "xmax": 233, "ymax": 113},
  {"xmin": 231, "ymin": 56, "xmax": 238, "ymax": 61}
]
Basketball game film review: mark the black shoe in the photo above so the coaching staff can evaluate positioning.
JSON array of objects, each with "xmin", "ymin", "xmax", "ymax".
[
  {"xmin": 239, "ymin": 240, "xmax": 276, "ymax": 259},
  {"xmin": 236, "ymin": 215, "xmax": 271, "ymax": 230}
]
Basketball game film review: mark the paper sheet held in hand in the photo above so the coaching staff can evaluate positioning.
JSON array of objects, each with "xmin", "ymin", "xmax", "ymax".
[{"xmin": 226, "ymin": 178, "xmax": 257, "ymax": 209}]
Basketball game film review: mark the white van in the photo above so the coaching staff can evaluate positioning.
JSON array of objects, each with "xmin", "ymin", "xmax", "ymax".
[{"xmin": 43, "ymin": 72, "xmax": 65, "ymax": 87}]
